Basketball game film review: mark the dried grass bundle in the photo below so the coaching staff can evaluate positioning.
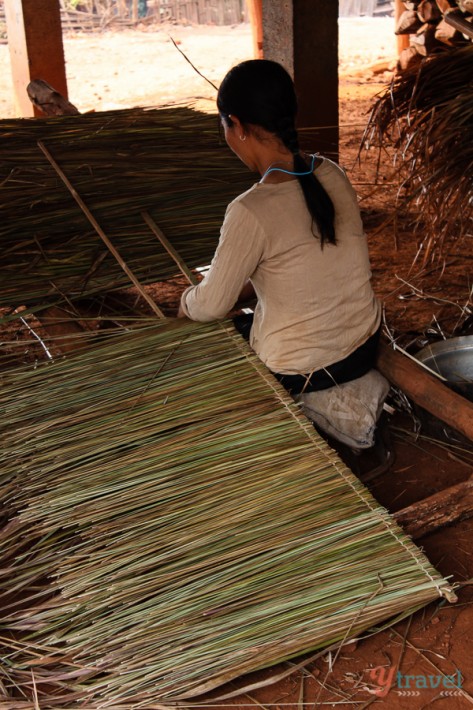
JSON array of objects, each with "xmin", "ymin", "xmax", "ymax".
[
  {"xmin": 0, "ymin": 319, "xmax": 454, "ymax": 707},
  {"xmin": 0, "ymin": 106, "xmax": 251, "ymax": 318},
  {"xmin": 364, "ymin": 45, "xmax": 473, "ymax": 263}
]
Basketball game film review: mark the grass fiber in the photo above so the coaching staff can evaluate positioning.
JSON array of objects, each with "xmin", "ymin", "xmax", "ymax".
[{"xmin": 0, "ymin": 318, "xmax": 454, "ymax": 707}]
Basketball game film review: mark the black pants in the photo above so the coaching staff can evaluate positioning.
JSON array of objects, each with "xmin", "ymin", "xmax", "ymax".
[{"xmin": 233, "ymin": 313, "xmax": 380, "ymax": 395}]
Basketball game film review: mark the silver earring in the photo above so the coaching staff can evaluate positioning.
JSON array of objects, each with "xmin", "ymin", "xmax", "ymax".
[{"xmin": 239, "ymin": 134, "xmax": 246, "ymax": 142}]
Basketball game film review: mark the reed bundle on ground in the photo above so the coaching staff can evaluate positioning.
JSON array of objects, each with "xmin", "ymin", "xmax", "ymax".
[
  {"xmin": 364, "ymin": 45, "xmax": 473, "ymax": 263},
  {"xmin": 0, "ymin": 106, "xmax": 251, "ymax": 320},
  {"xmin": 0, "ymin": 319, "xmax": 455, "ymax": 707}
]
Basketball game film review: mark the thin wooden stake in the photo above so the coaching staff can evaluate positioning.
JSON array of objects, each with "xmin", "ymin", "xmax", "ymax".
[
  {"xmin": 142, "ymin": 210, "xmax": 199, "ymax": 286},
  {"xmin": 38, "ymin": 141, "xmax": 165, "ymax": 319}
]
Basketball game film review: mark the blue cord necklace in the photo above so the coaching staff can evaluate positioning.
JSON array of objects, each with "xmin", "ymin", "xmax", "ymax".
[{"xmin": 260, "ymin": 153, "xmax": 317, "ymax": 183}]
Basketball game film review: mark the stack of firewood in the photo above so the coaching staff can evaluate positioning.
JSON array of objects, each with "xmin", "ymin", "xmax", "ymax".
[{"xmin": 396, "ymin": 0, "xmax": 473, "ymax": 69}]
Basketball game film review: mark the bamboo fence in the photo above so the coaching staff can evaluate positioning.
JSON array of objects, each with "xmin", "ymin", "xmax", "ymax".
[{"xmin": 0, "ymin": 319, "xmax": 455, "ymax": 707}]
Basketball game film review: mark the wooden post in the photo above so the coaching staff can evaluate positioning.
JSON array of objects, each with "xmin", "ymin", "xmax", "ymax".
[
  {"xmin": 118, "ymin": 0, "xmax": 127, "ymax": 19},
  {"xmin": 293, "ymin": 0, "xmax": 338, "ymax": 161},
  {"xmin": 394, "ymin": 0, "xmax": 411, "ymax": 54},
  {"xmin": 247, "ymin": 0, "xmax": 263, "ymax": 58},
  {"xmin": 262, "ymin": 0, "xmax": 339, "ymax": 162},
  {"xmin": 4, "ymin": 0, "xmax": 68, "ymax": 117}
]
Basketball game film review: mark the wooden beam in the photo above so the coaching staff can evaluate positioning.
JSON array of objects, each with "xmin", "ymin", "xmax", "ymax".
[
  {"xmin": 4, "ymin": 0, "xmax": 68, "ymax": 117},
  {"xmin": 377, "ymin": 341, "xmax": 473, "ymax": 443}
]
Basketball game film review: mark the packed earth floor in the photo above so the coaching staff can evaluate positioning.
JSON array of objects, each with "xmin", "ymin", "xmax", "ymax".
[{"xmin": 1, "ymin": 17, "xmax": 473, "ymax": 710}]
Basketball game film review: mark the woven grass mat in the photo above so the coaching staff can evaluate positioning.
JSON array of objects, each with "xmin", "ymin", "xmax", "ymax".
[{"xmin": 0, "ymin": 319, "xmax": 455, "ymax": 706}]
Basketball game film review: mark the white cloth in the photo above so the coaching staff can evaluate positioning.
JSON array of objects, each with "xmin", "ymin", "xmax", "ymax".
[
  {"xmin": 294, "ymin": 369, "xmax": 391, "ymax": 449},
  {"xmin": 181, "ymin": 157, "xmax": 381, "ymax": 375}
]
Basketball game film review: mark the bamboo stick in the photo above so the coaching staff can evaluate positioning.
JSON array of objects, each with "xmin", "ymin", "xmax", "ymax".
[
  {"xmin": 0, "ymin": 106, "xmax": 252, "ymax": 313},
  {"xmin": 141, "ymin": 210, "xmax": 198, "ymax": 285},
  {"xmin": 37, "ymin": 140, "xmax": 166, "ymax": 319}
]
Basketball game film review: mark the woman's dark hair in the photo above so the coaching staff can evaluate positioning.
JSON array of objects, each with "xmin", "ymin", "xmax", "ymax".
[{"xmin": 217, "ymin": 59, "xmax": 336, "ymax": 246}]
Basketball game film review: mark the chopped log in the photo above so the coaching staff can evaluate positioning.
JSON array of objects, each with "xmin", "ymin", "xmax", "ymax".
[
  {"xmin": 376, "ymin": 341, "xmax": 473, "ymax": 444},
  {"xmin": 411, "ymin": 22, "xmax": 443, "ymax": 54},
  {"xmin": 396, "ymin": 9, "xmax": 423, "ymax": 33},
  {"xmin": 27, "ymin": 79, "xmax": 80, "ymax": 116},
  {"xmin": 398, "ymin": 45, "xmax": 424, "ymax": 70},
  {"xmin": 435, "ymin": 17, "xmax": 467, "ymax": 44},
  {"xmin": 397, "ymin": 0, "xmax": 472, "ymax": 63},
  {"xmin": 444, "ymin": 8, "xmax": 473, "ymax": 39},
  {"xmin": 417, "ymin": 0, "xmax": 442, "ymax": 22},
  {"xmin": 394, "ymin": 476, "xmax": 473, "ymax": 539},
  {"xmin": 435, "ymin": 0, "xmax": 458, "ymax": 12}
]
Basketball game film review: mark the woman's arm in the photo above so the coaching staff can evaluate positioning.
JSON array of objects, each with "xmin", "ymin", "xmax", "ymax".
[{"xmin": 179, "ymin": 201, "xmax": 263, "ymax": 321}]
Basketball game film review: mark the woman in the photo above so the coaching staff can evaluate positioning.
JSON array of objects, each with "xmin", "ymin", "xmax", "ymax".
[{"xmin": 179, "ymin": 60, "xmax": 387, "ymax": 449}]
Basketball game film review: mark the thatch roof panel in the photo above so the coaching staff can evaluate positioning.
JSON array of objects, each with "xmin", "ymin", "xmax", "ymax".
[{"xmin": 0, "ymin": 320, "xmax": 455, "ymax": 705}]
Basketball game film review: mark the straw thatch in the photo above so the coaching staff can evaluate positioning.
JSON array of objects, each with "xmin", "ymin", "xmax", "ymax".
[
  {"xmin": 0, "ymin": 106, "xmax": 252, "ymax": 320},
  {"xmin": 0, "ymin": 318, "xmax": 455, "ymax": 707},
  {"xmin": 364, "ymin": 45, "xmax": 473, "ymax": 263}
]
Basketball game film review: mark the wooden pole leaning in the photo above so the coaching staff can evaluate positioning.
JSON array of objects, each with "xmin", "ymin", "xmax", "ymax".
[
  {"xmin": 38, "ymin": 141, "xmax": 165, "ymax": 319},
  {"xmin": 142, "ymin": 211, "xmax": 198, "ymax": 286}
]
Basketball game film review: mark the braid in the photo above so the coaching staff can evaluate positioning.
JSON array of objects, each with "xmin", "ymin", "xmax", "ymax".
[
  {"xmin": 275, "ymin": 117, "xmax": 300, "ymax": 154},
  {"xmin": 293, "ymin": 153, "xmax": 336, "ymax": 247},
  {"xmin": 277, "ymin": 119, "xmax": 336, "ymax": 247}
]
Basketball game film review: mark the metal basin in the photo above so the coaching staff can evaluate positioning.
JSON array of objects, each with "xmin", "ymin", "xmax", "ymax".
[{"xmin": 415, "ymin": 336, "xmax": 473, "ymax": 401}]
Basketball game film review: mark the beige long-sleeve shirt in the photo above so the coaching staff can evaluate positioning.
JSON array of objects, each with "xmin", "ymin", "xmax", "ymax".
[{"xmin": 180, "ymin": 157, "xmax": 381, "ymax": 375}]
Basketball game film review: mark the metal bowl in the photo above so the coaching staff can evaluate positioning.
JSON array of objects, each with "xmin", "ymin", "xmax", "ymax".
[{"xmin": 415, "ymin": 336, "xmax": 473, "ymax": 400}]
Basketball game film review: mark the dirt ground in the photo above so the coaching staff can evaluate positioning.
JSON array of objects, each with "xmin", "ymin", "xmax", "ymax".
[
  {"xmin": 1, "ymin": 17, "xmax": 473, "ymax": 710},
  {"xmin": 0, "ymin": 18, "xmax": 398, "ymax": 117}
]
